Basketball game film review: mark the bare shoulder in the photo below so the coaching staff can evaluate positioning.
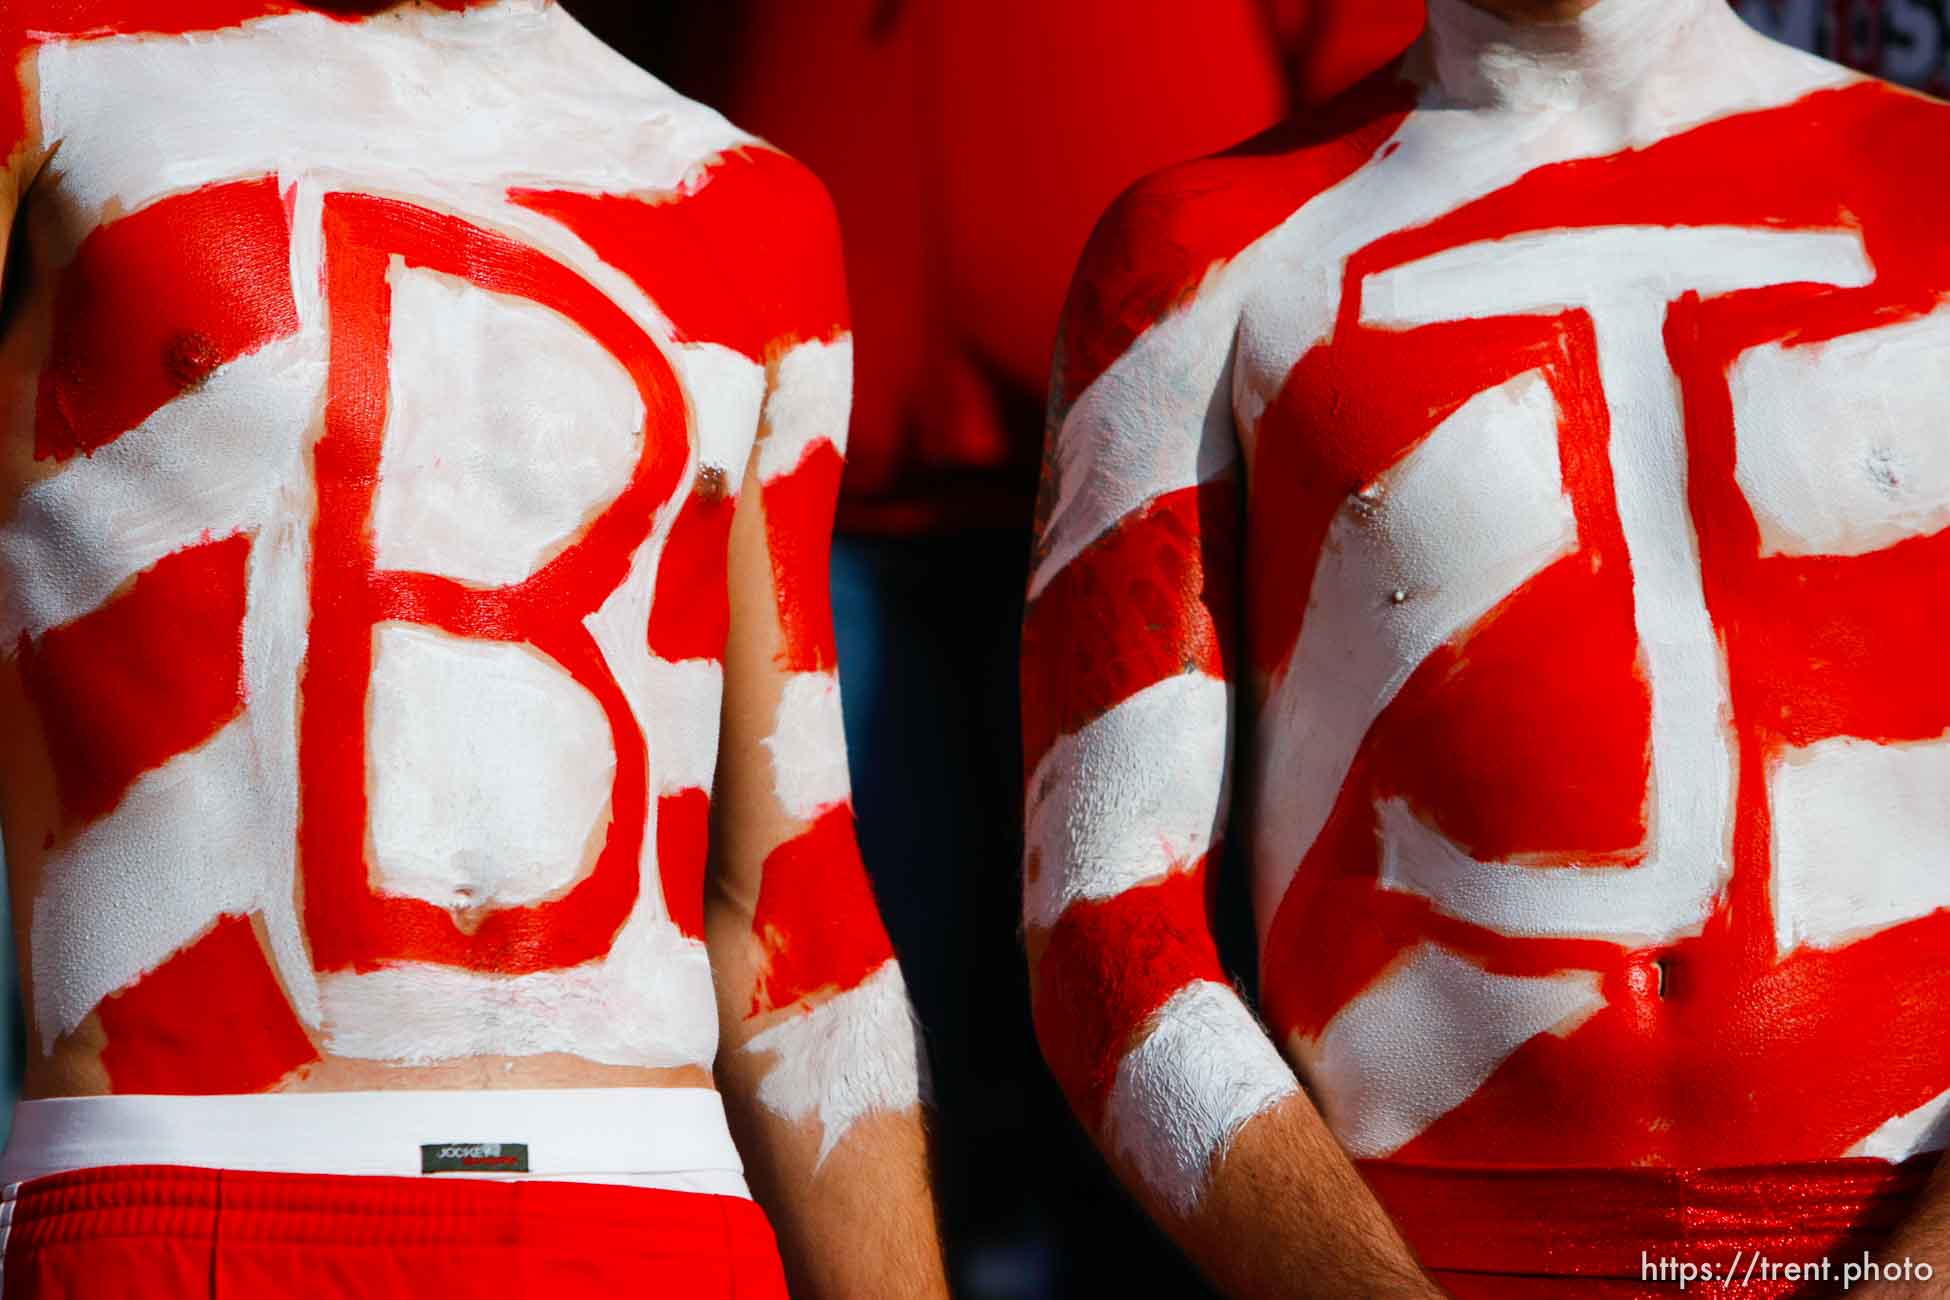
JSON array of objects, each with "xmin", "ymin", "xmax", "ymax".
[
  {"xmin": 509, "ymin": 81, "xmax": 845, "ymax": 359},
  {"xmin": 545, "ymin": 9, "xmax": 841, "ymax": 248},
  {"xmin": 1054, "ymin": 68, "xmax": 1417, "ymax": 409}
]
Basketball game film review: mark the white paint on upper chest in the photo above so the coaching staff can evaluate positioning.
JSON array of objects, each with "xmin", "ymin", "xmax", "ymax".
[
  {"xmin": 32, "ymin": 5, "xmax": 743, "ymax": 246},
  {"xmin": 1731, "ymin": 306, "xmax": 1950, "ymax": 558},
  {"xmin": 373, "ymin": 264, "xmax": 646, "ymax": 586},
  {"xmin": 1043, "ymin": 11, "xmax": 1847, "ymax": 607}
]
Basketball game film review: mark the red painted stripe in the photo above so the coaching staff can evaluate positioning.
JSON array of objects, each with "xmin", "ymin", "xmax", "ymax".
[
  {"xmin": 511, "ymin": 148, "xmax": 849, "ymax": 365},
  {"xmin": 16, "ymin": 1, "xmax": 487, "ymax": 36},
  {"xmin": 97, "ymin": 913, "xmax": 318, "ymax": 1094},
  {"xmin": 656, "ymin": 788, "xmax": 710, "ymax": 942},
  {"xmin": 298, "ymin": 193, "xmax": 688, "ymax": 977},
  {"xmin": 1030, "ymin": 862, "xmax": 1224, "ymax": 1132},
  {"xmin": 14, "ymin": 2, "xmax": 295, "ymax": 41},
  {"xmin": 1391, "ymin": 910, "xmax": 1950, "ymax": 1167},
  {"xmin": 760, "ymin": 439, "xmax": 843, "ymax": 674},
  {"xmin": 20, "ymin": 533, "xmax": 250, "ymax": 829},
  {"xmin": 1020, "ymin": 479, "xmax": 1237, "ymax": 776},
  {"xmin": 647, "ymin": 478, "xmax": 736, "ymax": 664},
  {"xmin": 1374, "ymin": 555, "xmax": 1649, "ymax": 864},
  {"xmin": 747, "ymin": 804, "xmax": 893, "ymax": 1016},
  {"xmin": 37, "ymin": 178, "xmax": 298, "ymax": 462},
  {"xmin": 1053, "ymin": 69, "xmax": 1412, "ymax": 414}
]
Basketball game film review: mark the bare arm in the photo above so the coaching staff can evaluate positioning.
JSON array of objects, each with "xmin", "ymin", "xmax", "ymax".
[
  {"xmin": 1022, "ymin": 176, "xmax": 1441, "ymax": 1300},
  {"xmin": 705, "ymin": 304, "xmax": 948, "ymax": 1297}
]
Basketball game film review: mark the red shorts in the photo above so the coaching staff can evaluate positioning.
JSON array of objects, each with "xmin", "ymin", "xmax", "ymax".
[
  {"xmin": 0, "ymin": 1165, "xmax": 789, "ymax": 1300},
  {"xmin": 1364, "ymin": 1155, "xmax": 1939, "ymax": 1298}
]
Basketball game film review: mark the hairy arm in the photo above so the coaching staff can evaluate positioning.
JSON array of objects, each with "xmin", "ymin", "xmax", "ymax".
[
  {"xmin": 704, "ymin": 277, "xmax": 947, "ymax": 1296},
  {"xmin": 1023, "ymin": 177, "xmax": 1440, "ymax": 1299}
]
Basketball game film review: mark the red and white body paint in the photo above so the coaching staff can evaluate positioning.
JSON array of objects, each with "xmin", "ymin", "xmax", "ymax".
[
  {"xmin": 0, "ymin": 0, "xmax": 918, "ymax": 1153},
  {"xmin": 1028, "ymin": 0, "xmax": 1950, "ymax": 1222},
  {"xmin": 737, "ymin": 334, "xmax": 924, "ymax": 1163}
]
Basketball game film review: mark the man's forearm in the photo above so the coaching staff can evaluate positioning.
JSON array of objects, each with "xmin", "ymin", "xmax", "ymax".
[
  {"xmin": 1026, "ymin": 860, "xmax": 1439, "ymax": 1295},
  {"xmin": 715, "ymin": 1032, "xmax": 946, "ymax": 1299},
  {"xmin": 1163, "ymin": 1094, "xmax": 1443, "ymax": 1299},
  {"xmin": 707, "ymin": 900, "xmax": 948, "ymax": 1299}
]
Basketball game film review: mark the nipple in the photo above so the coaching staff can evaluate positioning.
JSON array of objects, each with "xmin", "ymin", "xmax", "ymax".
[
  {"xmin": 696, "ymin": 465, "xmax": 730, "ymax": 503},
  {"xmin": 164, "ymin": 330, "xmax": 222, "ymax": 391}
]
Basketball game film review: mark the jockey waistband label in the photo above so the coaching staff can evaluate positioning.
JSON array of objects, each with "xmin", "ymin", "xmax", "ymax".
[{"xmin": 420, "ymin": 1141, "xmax": 530, "ymax": 1174}]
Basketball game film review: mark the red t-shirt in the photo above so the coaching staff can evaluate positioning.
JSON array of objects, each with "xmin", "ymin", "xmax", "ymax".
[{"xmin": 637, "ymin": 0, "xmax": 1423, "ymax": 533}]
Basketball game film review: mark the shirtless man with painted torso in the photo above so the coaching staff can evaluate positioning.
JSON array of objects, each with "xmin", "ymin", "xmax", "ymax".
[
  {"xmin": 0, "ymin": 2, "xmax": 944, "ymax": 1295},
  {"xmin": 1026, "ymin": 1, "xmax": 1950, "ymax": 1294}
]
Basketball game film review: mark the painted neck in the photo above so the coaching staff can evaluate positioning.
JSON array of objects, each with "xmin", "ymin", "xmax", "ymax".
[{"xmin": 1423, "ymin": 0, "xmax": 1735, "ymax": 111}]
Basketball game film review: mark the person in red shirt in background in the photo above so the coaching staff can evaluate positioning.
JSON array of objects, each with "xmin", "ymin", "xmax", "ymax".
[{"xmin": 574, "ymin": 1, "xmax": 1421, "ymax": 1293}]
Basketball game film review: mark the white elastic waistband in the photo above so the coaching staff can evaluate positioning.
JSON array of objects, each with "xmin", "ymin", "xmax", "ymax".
[{"xmin": 0, "ymin": 1089, "xmax": 745, "ymax": 1188}]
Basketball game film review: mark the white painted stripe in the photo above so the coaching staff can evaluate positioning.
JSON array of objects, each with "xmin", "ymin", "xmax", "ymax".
[
  {"xmin": 30, "ymin": 723, "xmax": 281, "ymax": 1049},
  {"xmin": 286, "ymin": 172, "xmax": 327, "ymax": 335},
  {"xmin": 1290, "ymin": 944, "xmax": 1603, "ymax": 1159},
  {"xmin": 1848, "ymin": 1086, "xmax": 1950, "ymax": 1162},
  {"xmin": 676, "ymin": 341, "xmax": 766, "ymax": 482},
  {"xmin": 763, "ymin": 671, "xmax": 852, "ymax": 823},
  {"xmin": 1360, "ymin": 227, "xmax": 1873, "ymax": 328},
  {"xmin": 1771, "ymin": 733, "xmax": 1950, "ymax": 954},
  {"xmin": 1024, "ymin": 672, "xmax": 1231, "ymax": 931},
  {"xmin": 237, "ymin": 419, "xmax": 318, "ymax": 1028},
  {"xmin": 1253, "ymin": 371, "xmax": 1575, "ymax": 925},
  {"xmin": 641, "ymin": 658, "xmax": 725, "ymax": 797},
  {"xmin": 0, "ymin": 333, "xmax": 323, "ymax": 648},
  {"xmin": 584, "ymin": 525, "xmax": 724, "ymax": 797},
  {"xmin": 367, "ymin": 626, "xmax": 615, "ymax": 910},
  {"xmin": 756, "ymin": 336, "xmax": 851, "ymax": 482},
  {"xmin": 1731, "ymin": 306, "xmax": 1950, "ymax": 558},
  {"xmin": 319, "ymin": 918, "xmax": 718, "ymax": 1070},
  {"xmin": 742, "ymin": 959, "xmax": 926, "ymax": 1167},
  {"xmin": 1103, "ymin": 980, "xmax": 1299, "ymax": 1216},
  {"xmin": 372, "ymin": 264, "xmax": 646, "ymax": 587},
  {"xmin": 1357, "ymin": 225, "xmax": 1871, "ymax": 944},
  {"xmin": 1030, "ymin": 286, "xmax": 1241, "ymax": 601},
  {"xmin": 15, "ymin": 403, "xmax": 316, "ymax": 1045},
  {"xmin": 33, "ymin": 8, "xmax": 750, "ymax": 261}
]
